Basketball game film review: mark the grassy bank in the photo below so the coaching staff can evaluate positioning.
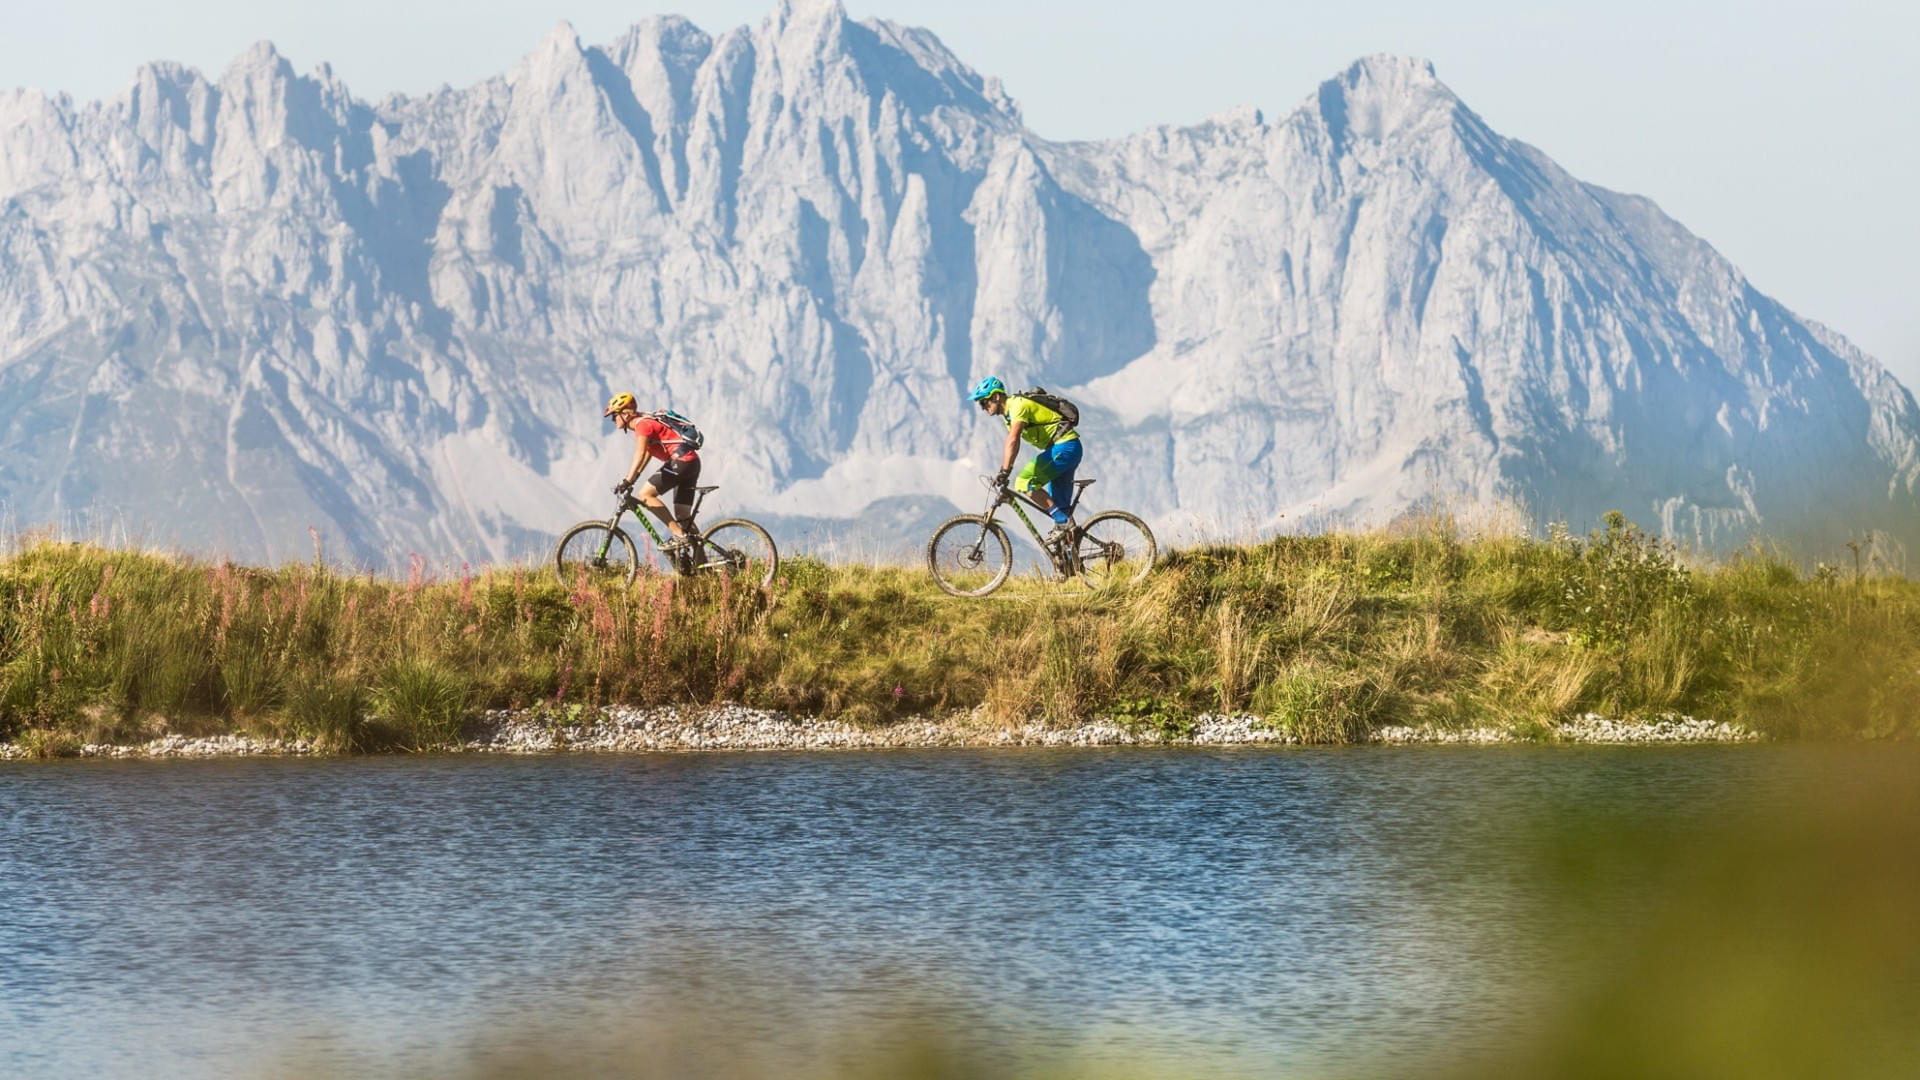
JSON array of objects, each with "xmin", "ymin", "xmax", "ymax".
[{"xmin": 4, "ymin": 513, "xmax": 1917, "ymax": 754}]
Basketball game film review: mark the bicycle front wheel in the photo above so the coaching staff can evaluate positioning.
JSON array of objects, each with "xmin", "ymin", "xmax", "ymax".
[
  {"xmin": 553, "ymin": 522, "xmax": 639, "ymax": 588},
  {"xmin": 1074, "ymin": 510, "xmax": 1157, "ymax": 589},
  {"xmin": 696, "ymin": 518, "xmax": 780, "ymax": 589},
  {"xmin": 927, "ymin": 515, "xmax": 1014, "ymax": 597}
]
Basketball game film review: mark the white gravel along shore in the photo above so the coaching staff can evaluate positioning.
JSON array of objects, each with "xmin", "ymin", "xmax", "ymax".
[
  {"xmin": 2, "ymin": 733, "xmax": 320, "ymax": 760},
  {"xmin": 465, "ymin": 705, "xmax": 1760, "ymax": 751},
  {"xmin": 3, "ymin": 706, "xmax": 1761, "ymax": 759}
]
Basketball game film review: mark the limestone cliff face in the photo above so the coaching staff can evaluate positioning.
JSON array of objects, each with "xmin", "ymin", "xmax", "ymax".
[{"xmin": 2, "ymin": 0, "xmax": 1914, "ymax": 562}]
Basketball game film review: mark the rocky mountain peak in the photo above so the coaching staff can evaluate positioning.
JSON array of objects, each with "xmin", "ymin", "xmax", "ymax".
[
  {"xmin": 768, "ymin": 0, "xmax": 850, "ymax": 30},
  {"xmin": 1312, "ymin": 54, "xmax": 1459, "ymax": 149},
  {"xmin": 0, "ymin": 6, "xmax": 1912, "ymax": 566},
  {"xmin": 218, "ymin": 40, "xmax": 294, "ymax": 87},
  {"xmin": 510, "ymin": 22, "xmax": 592, "ymax": 89}
]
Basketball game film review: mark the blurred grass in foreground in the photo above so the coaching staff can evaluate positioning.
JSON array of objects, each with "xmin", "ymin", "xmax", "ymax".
[
  {"xmin": 1444, "ymin": 746, "xmax": 1920, "ymax": 1080},
  {"xmin": 5, "ymin": 511, "xmax": 1919, "ymax": 753}
]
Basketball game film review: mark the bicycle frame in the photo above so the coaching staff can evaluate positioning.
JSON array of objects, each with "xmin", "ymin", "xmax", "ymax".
[
  {"xmin": 595, "ymin": 488, "xmax": 713, "ymax": 563},
  {"xmin": 974, "ymin": 481, "xmax": 1086, "ymax": 574}
]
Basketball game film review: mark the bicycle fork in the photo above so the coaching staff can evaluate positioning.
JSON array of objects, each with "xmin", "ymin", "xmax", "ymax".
[
  {"xmin": 965, "ymin": 505, "xmax": 1000, "ymax": 564},
  {"xmin": 594, "ymin": 507, "xmax": 628, "ymax": 565}
]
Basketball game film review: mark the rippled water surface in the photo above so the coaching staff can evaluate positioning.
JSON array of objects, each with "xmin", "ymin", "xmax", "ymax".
[{"xmin": 0, "ymin": 746, "xmax": 1837, "ymax": 1077}]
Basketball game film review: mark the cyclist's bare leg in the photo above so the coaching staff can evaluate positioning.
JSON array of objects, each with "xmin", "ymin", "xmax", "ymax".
[{"xmin": 636, "ymin": 484, "xmax": 689, "ymax": 540}]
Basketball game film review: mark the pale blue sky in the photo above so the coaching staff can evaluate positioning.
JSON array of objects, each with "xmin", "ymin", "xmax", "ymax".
[{"xmin": 5, "ymin": 0, "xmax": 1916, "ymax": 388}]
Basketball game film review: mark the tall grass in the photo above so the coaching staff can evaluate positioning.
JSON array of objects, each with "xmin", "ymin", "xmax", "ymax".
[{"xmin": 3, "ymin": 511, "xmax": 1918, "ymax": 751}]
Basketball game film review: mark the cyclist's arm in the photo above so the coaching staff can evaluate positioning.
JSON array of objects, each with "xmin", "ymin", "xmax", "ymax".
[
  {"xmin": 1000, "ymin": 422, "xmax": 1025, "ymax": 473},
  {"xmin": 623, "ymin": 435, "xmax": 652, "ymax": 487}
]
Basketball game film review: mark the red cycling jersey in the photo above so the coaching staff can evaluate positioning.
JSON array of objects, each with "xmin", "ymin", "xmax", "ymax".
[{"xmin": 632, "ymin": 416, "xmax": 699, "ymax": 463}]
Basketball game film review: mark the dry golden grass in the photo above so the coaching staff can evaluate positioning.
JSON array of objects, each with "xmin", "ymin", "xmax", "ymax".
[{"xmin": 5, "ymin": 511, "xmax": 1919, "ymax": 751}]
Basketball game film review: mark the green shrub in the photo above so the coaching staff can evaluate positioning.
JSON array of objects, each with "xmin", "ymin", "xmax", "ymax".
[
  {"xmin": 1109, "ymin": 694, "xmax": 1192, "ymax": 741},
  {"xmin": 1255, "ymin": 666, "xmax": 1384, "ymax": 744},
  {"xmin": 12, "ymin": 727, "xmax": 82, "ymax": 759},
  {"xmin": 1551, "ymin": 511, "xmax": 1693, "ymax": 651},
  {"xmin": 288, "ymin": 677, "xmax": 370, "ymax": 752},
  {"xmin": 371, "ymin": 660, "xmax": 470, "ymax": 750},
  {"xmin": 220, "ymin": 646, "xmax": 283, "ymax": 716}
]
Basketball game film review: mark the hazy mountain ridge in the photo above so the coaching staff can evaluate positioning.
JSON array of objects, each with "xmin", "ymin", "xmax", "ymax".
[{"xmin": 2, "ymin": 0, "xmax": 1914, "ymax": 564}]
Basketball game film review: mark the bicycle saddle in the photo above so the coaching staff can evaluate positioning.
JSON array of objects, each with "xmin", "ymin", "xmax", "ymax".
[{"xmin": 696, "ymin": 485, "xmax": 719, "ymax": 495}]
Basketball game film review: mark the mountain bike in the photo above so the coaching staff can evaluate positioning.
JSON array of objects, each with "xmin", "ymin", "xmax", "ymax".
[
  {"xmin": 553, "ymin": 485, "xmax": 778, "ymax": 589},
  {"xmin": 926, "ymin": 475, "xmax": 1156, "ymax": 597}
]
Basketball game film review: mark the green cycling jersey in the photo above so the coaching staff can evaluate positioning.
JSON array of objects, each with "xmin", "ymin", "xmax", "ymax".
[{"xmin": 1003, "ymin": 395, "xmax": 1080, "ymax": 450}]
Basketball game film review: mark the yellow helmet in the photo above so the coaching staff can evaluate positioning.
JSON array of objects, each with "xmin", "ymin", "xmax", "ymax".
[{"xmin": 603, "ymin": 392, "xmax": 637, "ymax": 418}]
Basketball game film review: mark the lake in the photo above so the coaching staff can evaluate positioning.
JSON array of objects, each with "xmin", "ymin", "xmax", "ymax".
[{"xmin": 0, "ymin": 745, "xmax": 1868, "ymax": 1078}]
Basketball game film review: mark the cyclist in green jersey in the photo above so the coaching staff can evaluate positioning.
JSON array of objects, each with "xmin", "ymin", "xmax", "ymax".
[{"xmin": 968, "ymin": 376, "xmax": 1083, "ymax": 549}]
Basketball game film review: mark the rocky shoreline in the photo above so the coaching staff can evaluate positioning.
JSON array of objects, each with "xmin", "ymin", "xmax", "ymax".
[{"xmin": 2, "ymin": 705, "xmax": 1761, "ymax": 760}]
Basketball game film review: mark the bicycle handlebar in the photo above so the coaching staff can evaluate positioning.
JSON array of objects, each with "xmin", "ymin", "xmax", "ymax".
[{"xmin": 978, "ymin": 474, "xmax": 1012, "ymax": 510}]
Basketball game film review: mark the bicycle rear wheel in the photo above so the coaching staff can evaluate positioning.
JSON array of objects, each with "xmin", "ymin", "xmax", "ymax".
[
  {"xmin": 553, "ymin": 522, "xmax": 639, "ymax": 588},
  {"xmin": 695, "ymin": 518, "xmax": 780, "ymax": 589},
  {"xmin": 1074, "ymin": 510, "xmax": 1157, "ymax": 589},
  {"xmin": 927, "ymin": 515, "xmax": 1014, "ymax": 597}
]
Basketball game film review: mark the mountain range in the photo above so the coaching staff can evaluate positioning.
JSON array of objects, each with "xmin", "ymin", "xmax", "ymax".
[{"xmin": 3, "ymin": 0, "xmax": 1915, "ymax": 565}]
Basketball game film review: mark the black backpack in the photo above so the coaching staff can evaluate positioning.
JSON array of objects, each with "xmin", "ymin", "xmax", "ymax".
[{"xmin": 1016, "ymin": 386, "xmax": 1079, "ymax": 433}]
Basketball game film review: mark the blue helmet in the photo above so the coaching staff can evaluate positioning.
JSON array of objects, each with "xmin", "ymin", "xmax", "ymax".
[{"xmin": 968, "ymin": 376, "xmax": 1006, "ymax": 401}]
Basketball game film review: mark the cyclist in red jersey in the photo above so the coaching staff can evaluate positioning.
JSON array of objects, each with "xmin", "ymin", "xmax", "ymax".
[{"xmin": 604, "ymin": 392, "xmax": 700, "ymax": 551}]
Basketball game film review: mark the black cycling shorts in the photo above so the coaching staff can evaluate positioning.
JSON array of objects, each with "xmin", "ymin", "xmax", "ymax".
[{"xmin": 645, "ymin": 456, "xmax": 702, "ymax": 514}]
